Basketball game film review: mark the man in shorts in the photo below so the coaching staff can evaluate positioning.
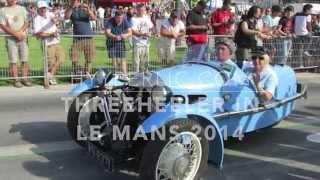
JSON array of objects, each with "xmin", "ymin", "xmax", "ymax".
[
  {"xmin": 65, "ymin": 0, "xmax": 96, "ymax": 75},
  {"xmin": 0, "ymin": 0, "xmax": 32, "ymax": 87},
  {"xmin": 33, "ymin": 1, "xmax": 65, "ymax": 85},
  {"xmin": 105, "ymin": 10, "xmax": 132, "ymax": 75}
]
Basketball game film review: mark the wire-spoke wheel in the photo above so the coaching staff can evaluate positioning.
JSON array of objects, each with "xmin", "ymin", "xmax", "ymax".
[
  {"xmin": 139, "ymin": 119, "xmax": 209, "ymax": 180},
  {"xmin": 156, "ymin": 132, "xmax": 202, "ymax": 180}
]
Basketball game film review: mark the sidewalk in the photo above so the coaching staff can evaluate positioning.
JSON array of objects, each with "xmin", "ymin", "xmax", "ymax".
[{"xmin": 297, "ymin": 73, "xmax": 320, "ymax": 84}]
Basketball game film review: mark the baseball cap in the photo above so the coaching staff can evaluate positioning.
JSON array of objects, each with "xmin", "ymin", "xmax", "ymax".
[
  {"xmin": 37, "ymin": 1, "xmax": 48, "ymax": 9},
  {"xmin": 251, "ymin": 47, "xmax": 267, "ymax": 56}
]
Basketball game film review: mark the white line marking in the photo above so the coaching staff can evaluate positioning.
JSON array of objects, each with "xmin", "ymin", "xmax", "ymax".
[
  {"xmin": 307, "ymin": 133, "xmax": 320, "ymax": 144},
  {"xmin": 278, "ymin": 143, "xmax": 320, "ymax": 153},
  {"xmin": 0, "ymin": 141, "xmax": 80, "ymax": 158},
  {"xmin": 225, "ymin": 149, "xmax": 320, "ymax": 173},
  {"xmin": 287, "ymin": 173, "xmax": 317, "ymax": 180}
]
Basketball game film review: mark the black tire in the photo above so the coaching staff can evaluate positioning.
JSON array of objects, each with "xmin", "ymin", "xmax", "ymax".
[
  {"xmin": 139, "ymin": 119, "xmax": 209, "ymax": 180},
  {"xmin": 67, "ymin": 93, "xmax": 94, "ymax": 147}
]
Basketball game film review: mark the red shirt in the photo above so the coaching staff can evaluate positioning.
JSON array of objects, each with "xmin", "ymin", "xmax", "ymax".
[{"xmin": 211, "ymin": 9, "xmax": 234, "ymax": 35}]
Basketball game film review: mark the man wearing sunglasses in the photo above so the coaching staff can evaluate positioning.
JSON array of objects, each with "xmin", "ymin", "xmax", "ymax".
[{"xmin": 249, "ymin": 48, "xmax": 278, "ymax": 102}]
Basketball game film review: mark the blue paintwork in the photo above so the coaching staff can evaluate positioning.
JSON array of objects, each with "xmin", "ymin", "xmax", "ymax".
[
  {"xmin": 140, "ymin": 61, "xmax": 298, "ymax": 168},
  {"xmin": 70, "ymin": 60, "xmax": 300, "ymax": 168},
  {"xmin": 69, "ymin": 77, "xmax": 123, "ymax": 96},
  {"xmin": 69, "ymin": 79, "xmax": 97, "ymax": 96}
]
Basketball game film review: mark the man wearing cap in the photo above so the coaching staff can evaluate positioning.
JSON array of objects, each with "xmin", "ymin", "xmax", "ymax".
[
  {"xmin": 0, "ymin": 0, "xmax": 32, "ymax": 88},
  {"xmin": 214, "ymin": 39, "xmax": 247, "ymax": 83},
  {"xmin": 105, "ymin": 10, "xmax": 132, "ymax": 75},
  {"xmin": 159, "ymin": 10, "xmax": 186, "ymax": 67},
  {"xmin": 211, "ymin": 0, "xmax": 236, "ymax": 36},
  {"xmin": 33, "ymin": 0, "xmax": 65, "ymax": 85},
  {"xmin": 247, "ymin": 47, "xmax": 279, "ymax": 102},
  {"xmin": 131, "ymin": 4, "xmax": 154, "ymax": 73}
]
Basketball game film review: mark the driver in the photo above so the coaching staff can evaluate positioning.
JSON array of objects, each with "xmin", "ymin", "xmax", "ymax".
[
  {"xmin": 248, "ymin": 47, "xmax": 279, "ymax": 102},
  {"xmin": 214, "ymin": 38, "xmax": 247, "ymax": 83}
]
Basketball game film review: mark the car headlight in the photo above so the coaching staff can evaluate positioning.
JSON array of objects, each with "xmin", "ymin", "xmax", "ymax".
[
  {"xmin": 94, "ymin": 69, "xmax": 106, "ymax": 86},
  {"xmin": 151, "ymin": 86, "xmax": 171, "ymax": 104}
]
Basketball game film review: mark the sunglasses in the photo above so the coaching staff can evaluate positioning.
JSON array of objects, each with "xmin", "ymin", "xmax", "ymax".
[{"xmin": 252, "ymin": 56, "xmax": 265, "ymax": 60}]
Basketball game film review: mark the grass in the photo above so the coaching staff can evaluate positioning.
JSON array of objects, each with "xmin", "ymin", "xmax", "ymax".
[{"xmin": 0, "ymin": 35, "xmax": 187, "ymax": 86}]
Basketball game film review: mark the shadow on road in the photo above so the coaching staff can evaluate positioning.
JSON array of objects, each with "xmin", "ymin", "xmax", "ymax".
[
  {"xmin": 9, "ymin": 121, "xmax": 140, "ymax": 180},
  {"xmin": 203, "ymin": 125, "xmax": 320, "ymax": 180}
]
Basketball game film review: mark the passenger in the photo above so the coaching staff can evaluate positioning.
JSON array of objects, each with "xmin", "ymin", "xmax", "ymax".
[
  {"xmin": 214, "ymin": 38, "xmax": 247, "ymax": 83},
  {"xmin": 248, "ymin": 48, "xmax": 279, "ymax": 102}
]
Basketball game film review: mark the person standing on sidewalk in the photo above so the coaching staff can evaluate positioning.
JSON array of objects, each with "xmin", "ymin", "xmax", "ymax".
[
  {"xmin": 186, "ymin": 0, "xmax": 210, "ymax": 61},
  {"xmin": 275, "ymin": 6, "xmax": 294, "ymax": 65},
  {"xmin": 0, "ymin": 0, "xmax": 32, "ymax": 88},
  {"xmin": 97, "ymin": 6, "xmax": 105, "ymax": 31},
  {"xmin": 105, "ymin": 10, "xmax": 132, "ymax": 75},
  {"xmin": 293, "ymin": 4, "xmax": 313, "ymax": 67},
  {"xmin": 159, "ymin": 10, "xmax": 185, "ymax": 66},
  {"xmin": 65, "ymin": 0, "xmax": 96, "ymax": 75},
  {"xmin": 211, "ymin": 0, "xmax": 236, "ymax": 37},
  {"xmin": 33, "ymin": 1, "xmax": 65, "ymax": 85},
  {"xmin": 131, "ymin": 4, "xmax": 154, "ymax": 73}
]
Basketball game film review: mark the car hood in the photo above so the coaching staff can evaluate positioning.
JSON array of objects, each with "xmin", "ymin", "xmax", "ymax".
[{"xmin": 154, "ymin": 63, "xmax": 225, "ymax": 93}]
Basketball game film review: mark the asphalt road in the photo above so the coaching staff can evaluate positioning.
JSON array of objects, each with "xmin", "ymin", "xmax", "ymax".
[{"xmin": 0, "ymin": 74, "xmax": 319, "ymax": 180}]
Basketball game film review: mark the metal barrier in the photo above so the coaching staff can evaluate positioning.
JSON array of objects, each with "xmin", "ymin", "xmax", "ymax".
[
  {"xmin": 263, "ymin": 36, "xmax": 320, "ymax": 69},
  {"xmin": 0, "ymin": 33, "xmax": 319, "ymax": 88}
]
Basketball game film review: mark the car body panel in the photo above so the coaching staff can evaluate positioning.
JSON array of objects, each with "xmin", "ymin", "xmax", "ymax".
[
  {"xmin": 69, "ymin": 79, "xmax": 97, "ymax": 96},
  {"xmin": 140, "ymin": 105, "xmax": 224, "ymax": 168}
]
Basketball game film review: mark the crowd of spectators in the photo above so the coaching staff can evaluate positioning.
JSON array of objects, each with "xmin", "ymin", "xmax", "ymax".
[{"xmin": 0, "ymin": 0, "xmax": 320, "ymax": 88}]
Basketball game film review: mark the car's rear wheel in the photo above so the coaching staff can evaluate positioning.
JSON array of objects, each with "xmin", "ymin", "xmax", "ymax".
[{"xmin": 139, "ymin": 119, "xmax": 209, "ymax": 180}]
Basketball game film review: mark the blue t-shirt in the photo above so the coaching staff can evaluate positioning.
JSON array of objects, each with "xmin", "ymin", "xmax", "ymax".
[
  {"xmin": 70, "ymin": 8, "xmax": 93, "ymax": 36},
  {"xmin": 105, "ymin": 18, "xmax": 131, "ymax": 47}
]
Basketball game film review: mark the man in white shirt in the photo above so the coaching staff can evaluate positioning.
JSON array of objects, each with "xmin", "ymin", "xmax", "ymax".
[
  {"xmin": 293, "ymin": 4, "xmax": 313, "ymax": 67},
  {"xmin": 34, "ymin": 1, "xmax": 65, "ymax": 85},
  {"xmin": 131, "ymin": 4, "xmax": 154, "ymax": 73},
  {"xmin": 159, "ymin": 10, "xmax": 185, "ymax": 66},
  {"xmin": 97, "ymin": 6, "xmax": 105, "ymax": 31},
  {"xmin": 248, "ymin": 48, "xmax": 278, "ymax": 102}
]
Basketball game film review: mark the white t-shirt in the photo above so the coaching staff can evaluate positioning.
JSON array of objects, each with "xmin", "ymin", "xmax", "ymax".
[
  {"xmin": 159, "ymin": 19, "xmax": 185, "ymax": 47},
  {"xmin": 294, "ymin": 13, "xmax": 312, "ymax": 36},
  {"xmin": 132, "ymin": 15, "xmax": 154, "ymax": 47},
  {"xmin": 97, "ymin": 7, "xmax": 105, "ymax": 19},
  {"xmin": 0, "ymin": 5, "xmax": 27, "ymax": 32},
  {"xmin": 33, "ymin": 12, "xmax": 60, "ymax": 46}
]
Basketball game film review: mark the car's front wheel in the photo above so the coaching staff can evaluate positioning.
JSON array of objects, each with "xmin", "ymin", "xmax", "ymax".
[{"xmin": 139, "ymin": 119, "xmax": 209, "ymax": 180}]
